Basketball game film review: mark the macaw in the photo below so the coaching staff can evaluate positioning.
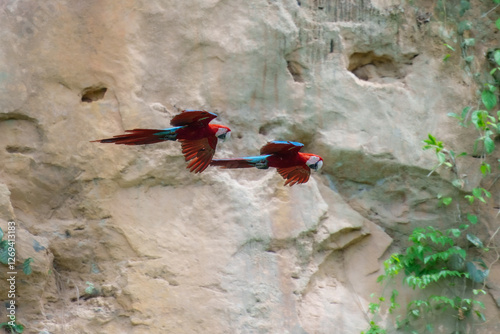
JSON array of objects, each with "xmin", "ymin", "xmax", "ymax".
[
  {"xmin": 210, "ymin": 140, "xmax": 323, "ymax": 186},
  {"xmin": 92, "ymin": 110, "xmax": 231, "ymax": 173}
]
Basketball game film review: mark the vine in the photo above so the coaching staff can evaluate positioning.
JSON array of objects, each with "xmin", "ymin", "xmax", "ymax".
[{"xmin": 363, "ymin": 1, "xmax": 500, "ymax": 332}]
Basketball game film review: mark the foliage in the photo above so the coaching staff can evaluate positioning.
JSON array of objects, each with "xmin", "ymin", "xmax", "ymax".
[
  {"xmin": 0, "ymin": 227, "xmax": 34, "ymax": 275},
  {"xmin": 84, "ymin": 281, "xmax": 100, "ymax": 296},
  {"xmin": 361, "ymin": 321, "xmax": 387, "ymax": 334},
  {"xmin": 22, "ymin": 258, "xmax": 33, "ymax": 275},
  {"xmin": 0, "ymin": 322, "xmax": 24, "ymax": 334},
  {"xmin": 443, "ymin": 43, "xmax": 455, "ymax": 61},
  {"xmin": 0, "ymin": 227, "xmax": 9, "ymax": 265},
  {"xmin": 364, "ymin": 221, "xmax": 489, "ymax": 332},
  {"xmin": 362, "ymin": 3, "xmax": 499, "ymax": 331}
]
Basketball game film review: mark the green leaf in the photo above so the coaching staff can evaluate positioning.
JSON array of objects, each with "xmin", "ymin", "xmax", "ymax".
[
  {"xmin": 462, "ymin": 38, "xmax": 475, "ymax": 47},
  {"xmin": 481, "ymin": 162, "xmax": 491, "ymax": 175},
  {"xmin": 13, "ymin": 324, "xmax": 24, "ymax": 333},
  {"xmin": 449, "ymin": 229, "xmax": 461, "ymax": 237},
  {"xmin": 474, "ymin": 300, "xmax": 486, "ymax": 309},
  {"xmin": 475, "ymin": 310, "xmax": 486, "ymax": 322},
  {"xmin": 482, "ymin": 90, "xmax": 497, "ymax": 110},
  {"xmin": 441, "ymin": 197, "xmax": 452, "ymax": 206},
  {"xmin": 1, "ymin": 323, "xmax": 24, "ymax": 334},
  {"xmin": 452, "ymin": 179, "xmax": 463, "ymax": 188},
  {"xmin": 459, "ymin": 0, "xmax": 470, "ymax": 16},
  {"xmin": 437, "ymin": 151, "xmax": 446, "ymax": 164},
  {"xmin": 472, "ymin": 188, "xmax": 482, "ymax": 198},
  {"xmin": 496, "ymin": 18, "xmax": 500, "ymax": 31},
  {"xmin": 467, "ymin": 261, "xmax": 489, "ymax": 283},
  {"xmin": 458, "ymin": 20, "xmax": 472, "ymax": 33},
  {"xmin": 0, "ymin": 227, "xmax": 3, "ymax": 240},
  {"xmin": 494, "ymin": 50, "xmax": 500, "ymax": 66},
  {"xmin": 0, "ymin": 245, "xmax": 9, "ymax": 265},
  {"xmin": 22, "ymin": 258, "xmax": 33, "ymax": 275},
  {"xmin": 464, "ymin": 55, "xmax": 474, "ymax": 63},
  {"xmin": 484, "ymin": 136, "xmax": 495, "ymax": 154},
  {"xmin": 448, "ymin": 253, "xmax": 466, "ymax": 271},
  {"xmin": 444, "ymin": 43, "xmax": 455, "ymax": 51},
  {"xmin": 471, "ymin": 110, "xmax": 484, "ymax": 129},
  {"xmin": 461, "ymin": 107, "xmax": 471, "ymax": 118},
  {"xmin": 467, "ymin": 234, "xmax": 484, "ymax": 248},
  {"xmin": 467, "ymin": 213, "xmax": 478, "ymax": 224},
  {"xmin": 85, "ymin": 282, "xmax": 96, "ymax": 295}
]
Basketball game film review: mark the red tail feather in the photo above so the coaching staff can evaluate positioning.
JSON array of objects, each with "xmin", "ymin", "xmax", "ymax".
[
  {"xmin": 91, "ymin": 129, "xmax": 168, "ymax": 145},
  {"xmin": 210, "ymin": 159, "xmax": 255, "ymax": 169}
]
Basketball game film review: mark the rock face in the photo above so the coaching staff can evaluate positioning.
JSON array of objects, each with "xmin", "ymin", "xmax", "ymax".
[{"xmin": 0, "ymin": 0, "xmax": 499, "ymax": 333}]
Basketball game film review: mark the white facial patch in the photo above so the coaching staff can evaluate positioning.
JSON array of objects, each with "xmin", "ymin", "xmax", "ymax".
[
  {"xmin": 306, "ymin": 156, "xmax": 323, "ymax": 171},
  {"xmin": 216, "ymin": 128, "xmax": 230, "ymax": 141},
  {"xmin": 316, "ymin": 160, "xmax": 323, "ymax": 170}
]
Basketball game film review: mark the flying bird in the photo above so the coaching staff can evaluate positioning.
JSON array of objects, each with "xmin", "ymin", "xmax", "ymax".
[
  {"xmin": 92, "ymin": 110, "xmax": 231, "ymax": 173},
  {"xmin": 210, "ymin": 141, "xmax": 323, "ymax": 186}
]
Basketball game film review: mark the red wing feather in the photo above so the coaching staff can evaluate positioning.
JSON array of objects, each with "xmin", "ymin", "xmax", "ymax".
[
  {"xmin": 180, "ymin": 137, "xmax": 217, "ymax": 173},
  {"xmin": 260, "ymin": 141, "xmax": 304, "ymax": 156},
  {"xmin": 276, "ymin": 165, "xmax": 310, "ymax": 186},
  {"xmin": 170, "ymin": 110, "xmax": 217, "ymax": 127}
]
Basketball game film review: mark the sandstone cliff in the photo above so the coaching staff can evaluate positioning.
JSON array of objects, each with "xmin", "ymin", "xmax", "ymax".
[{"xmin": 1, "ymin": 1, "xmax": 499, "ymax": 333}]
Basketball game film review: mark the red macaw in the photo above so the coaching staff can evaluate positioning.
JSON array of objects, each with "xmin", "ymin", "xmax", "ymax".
[
  {"xmin": 210, "ymin": 141, "xmax": 323, "ymax": 186},
  {"xmin": 92, "ymin": 110, "xmax": 231, "ymax": 173}
]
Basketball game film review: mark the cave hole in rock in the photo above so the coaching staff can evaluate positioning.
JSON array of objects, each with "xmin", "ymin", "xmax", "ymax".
[
  {"xmin": 6, "ymin": 146, "xmax": 34, "ymax": 154},
  {"xmin": 286, "ymin": 60, "xmax": 305, "ymax": 83},
  {"xmin": 348, "ymin": 51, "xmax": 417, "ymax": 82},
  {"xmin": 0, "ymin": 114, "xmax": 42, "ymax": 153},
  {"xmin": 81, "ymin": 86, "xmax": 107, "ymax": 102},
  {"xmin": 259, "ymin": 124, "xmax": 270, "ymax": 135}
]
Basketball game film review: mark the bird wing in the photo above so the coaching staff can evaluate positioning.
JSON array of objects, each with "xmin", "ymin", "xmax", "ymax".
[
  {"xmin": 179, "ymin": 136, "xmax": 217, "ymax": 173},
  {"xmin": 276, "ymin": 165, "xmax": 311, "ymax": 186},
  {"xmin": 260, "ymin": 141, "xmax": 304, "ymax": 156},
  {"xmin": 170, "ymin": 110, "xmax": 218, "ymax": 127}
]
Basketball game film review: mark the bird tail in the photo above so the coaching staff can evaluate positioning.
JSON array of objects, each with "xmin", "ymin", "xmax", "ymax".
[
  {"xmin": 91, "ymin": 127, "xmax": 182, "ymax": 145},
  {"xmin": 210, "ymin": 156, "xmax": 270, "ymax": 169}
]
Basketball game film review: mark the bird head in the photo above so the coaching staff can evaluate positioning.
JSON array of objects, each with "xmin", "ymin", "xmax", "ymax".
[
  {"xmin": 305, "ymin": 154, "xmax": 323, "ymax": 171},
  {"xmin": 215, "ymin": 125, "xmax": 231, "ymax": 142}
]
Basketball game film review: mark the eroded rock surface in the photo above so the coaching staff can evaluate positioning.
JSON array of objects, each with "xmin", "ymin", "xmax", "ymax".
[{"xmin": 0, "ymin": 1, "xmax": 499, "ymax": 333}]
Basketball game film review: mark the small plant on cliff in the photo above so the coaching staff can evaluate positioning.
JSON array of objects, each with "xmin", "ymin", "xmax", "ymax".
[
  {"xmin": 361, "ymin": 321, "xmax": 386, "ymax": 334},
  {"xmin": 363, "ymin": 9, "xmax": 500, "ymax": 331},
  {"xmin": 373, "ymin": 224, "xmax": 488, "ymax": 331},
  {"xmin": 0, "ymin": 321, "xmax": 24, "ymax": 334},
  {"xmin": 0, "ymin": 227, "xmax": 33, "ymax": 275}
]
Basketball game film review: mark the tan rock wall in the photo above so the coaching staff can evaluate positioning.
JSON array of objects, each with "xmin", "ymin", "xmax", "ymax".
[{"xmin": 0, "ymin": 0, "xmax": 499, "ymax": 333}]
